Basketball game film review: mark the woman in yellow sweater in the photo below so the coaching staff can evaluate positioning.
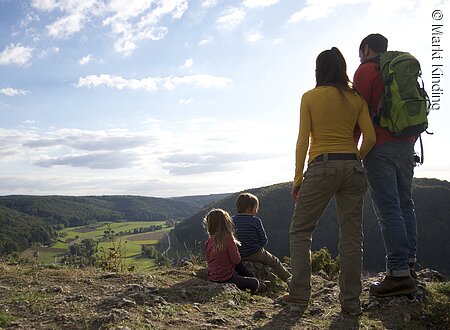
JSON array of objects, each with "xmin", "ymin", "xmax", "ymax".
[{"xmin": 283, "ymin": 47, "xmax": 376, "ymax": 316}]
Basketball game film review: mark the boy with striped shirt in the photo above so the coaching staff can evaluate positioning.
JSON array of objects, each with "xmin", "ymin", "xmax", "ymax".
[{"xmin": 232, "ymin": 192, "xmax": 291, "ymax": 282}]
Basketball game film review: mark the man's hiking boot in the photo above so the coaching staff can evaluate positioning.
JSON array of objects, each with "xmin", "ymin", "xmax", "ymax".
[
  {"xmin": 409, "ymin": 262, "xmax": 418, "ymax": 280},
  {"xmin": 369, "ymin": 275, "xmax": 418, "ymax": 297},
  {"xmin": 340, "ymin": 307, "xmax": 362, "ymax": 317},
  {"xmin": 281, "ymin": 294, "xmax": 309, "ymax": 306}
]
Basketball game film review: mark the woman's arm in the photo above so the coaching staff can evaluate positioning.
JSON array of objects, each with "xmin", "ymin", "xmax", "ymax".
[{"xmin": 292, "ymin": 94, "xmax": 311, "ymax": 199}]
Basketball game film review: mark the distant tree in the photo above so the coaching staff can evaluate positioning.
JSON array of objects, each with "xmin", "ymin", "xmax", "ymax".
[{"xmin": 141, "ymin": 245, "xmax": 158, "ymax": 259}]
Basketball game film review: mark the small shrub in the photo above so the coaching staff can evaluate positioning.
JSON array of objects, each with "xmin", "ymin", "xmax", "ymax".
[
  {"xmin": 96, "ymin": 224, "xmax": 129, "ymax": 272},
  {"xmin": 184, "ymin": 241, "xmax": 205, "ymax": 266},
  {"xmin": 311, "ymin": 247, "xmax": 340, "ymax": 279}
]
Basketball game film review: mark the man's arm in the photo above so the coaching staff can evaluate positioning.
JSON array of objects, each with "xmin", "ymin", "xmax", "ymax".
[{"xmin": 353, "ymin": 63, "xmax": 375, "ymax": 105}]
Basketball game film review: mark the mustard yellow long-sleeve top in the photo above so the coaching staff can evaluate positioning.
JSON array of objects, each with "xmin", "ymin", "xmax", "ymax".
[{"xmin": 294, "ymin": 86, "xmax": 376, "ymax": 187}]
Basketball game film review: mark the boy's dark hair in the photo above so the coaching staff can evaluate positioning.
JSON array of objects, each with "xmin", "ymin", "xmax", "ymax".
[
  {"xmin": 236, "ymin": 192, "xmax": 259, "ymax": 214},
  {"xmin": 315, "ymin": 47, "xmax": 351, "ymax": 93},
  {"xmin": 359, "ymin": 33, "xmax": 388, "ymax": 53}
]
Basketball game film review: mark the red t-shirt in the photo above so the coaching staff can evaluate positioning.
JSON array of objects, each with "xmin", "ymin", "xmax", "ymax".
[
  {"xmin": 205, "ymin": 234, "xmax": 241, "ymax": 282},
  {"xmin": 353, "ymin": 60, "xmax": 414, "ymax": 145}
]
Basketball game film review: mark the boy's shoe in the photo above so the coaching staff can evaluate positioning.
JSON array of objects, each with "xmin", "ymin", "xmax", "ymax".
[
  {"xmin": 281, "ymin": 294, "xmax": 309, "ymax": 306},
  {"xmin": 369, "ymin": 276, "xmax": 418, "ymax": 297}
]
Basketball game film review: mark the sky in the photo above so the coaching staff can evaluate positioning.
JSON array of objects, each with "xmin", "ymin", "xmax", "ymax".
[{"xmin": 0, "ymin": 0, "xmax": 449, "ymax": 197}]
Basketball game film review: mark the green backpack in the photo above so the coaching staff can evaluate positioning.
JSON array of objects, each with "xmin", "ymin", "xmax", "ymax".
[{"xmin": 379, "ymin": 51, "xmax": 430, "ymax": 138}]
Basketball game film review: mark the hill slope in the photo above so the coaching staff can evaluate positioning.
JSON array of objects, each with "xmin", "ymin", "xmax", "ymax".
[
  {"xmin": 0, "ymin": 195, "xmax": 202, "ymax": 228},
  {"xmin": 172, "ymin": 179, "xmax": 450, "ymax": 275},
  {"xmin": 0, "ymin": 206, "xmax": 56, "ymax": 255},
  {"xmin": 0, "ymin": 262, "xmax": 448, "ymax": 329},
  {"xmin": 0, "ymin": 194, "xmax": 224, "ymax": 256}
]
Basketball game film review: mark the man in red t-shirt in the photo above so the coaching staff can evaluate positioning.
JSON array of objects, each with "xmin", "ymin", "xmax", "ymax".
[{"xmin": 353, "ymin": 34, "xmax": 418, "ymax": 297}]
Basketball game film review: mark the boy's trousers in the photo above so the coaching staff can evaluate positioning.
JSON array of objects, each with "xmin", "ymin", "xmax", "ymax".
[{"xmin": 242, "ymin": 248, "xmax": 291, "ymax": 282}]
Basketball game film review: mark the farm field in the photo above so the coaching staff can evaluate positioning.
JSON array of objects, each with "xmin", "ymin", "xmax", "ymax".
[{"xmin": 23, "ymin": 221, "xmax": 172, "ymax": 270}]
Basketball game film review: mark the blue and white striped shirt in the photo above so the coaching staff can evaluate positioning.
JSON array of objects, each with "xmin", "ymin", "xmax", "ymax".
[{"xmin": 232, "ymin": 214, "xmax": 268, "ymax": 257}]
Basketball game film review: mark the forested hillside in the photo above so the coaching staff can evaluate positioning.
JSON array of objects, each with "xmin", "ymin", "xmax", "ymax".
[
  {"xmin": 0, "ymin": 195, "xmax": 200, "ymax": 228},
  {"xmin": 0, "ymin": 195, "xmax": 215, "ymax": 256},
  {"xmin": 0, "ymin": 205, "xmax": 56, "ymax": 255},
  {"xmin": 172, "ymin": 178, "xmax": 450, "ymax": 275}
]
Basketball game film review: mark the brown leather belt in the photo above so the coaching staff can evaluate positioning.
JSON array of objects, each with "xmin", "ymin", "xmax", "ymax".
[{"xmin": 312, "ymin": 153, "xmax": 358, "ymax": 163}]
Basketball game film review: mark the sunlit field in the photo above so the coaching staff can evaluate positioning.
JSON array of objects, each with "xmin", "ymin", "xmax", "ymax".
[{"xmin": 23, "ymin": 221, "xmax": 171, "ymax": 270}]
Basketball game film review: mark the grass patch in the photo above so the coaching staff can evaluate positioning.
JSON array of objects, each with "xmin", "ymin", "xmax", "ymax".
[
  {"xmin": 0, "ymin": 311, "xmax": 16, "ymax": 328},
  {"xmin": 157, "ymin": 303, "xmax": 183, "ymax": 319},
  {"xmin": 423, "ymin": 282, "xmax": 450, "ymax": 327},
  {"xmin": 214, "ymin": 289, "xmax": 259, "ymax": 306}
]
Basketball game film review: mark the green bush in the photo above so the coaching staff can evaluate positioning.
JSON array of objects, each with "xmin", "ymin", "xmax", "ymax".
[{"xmin": 311, "ymin": 247, "xmax": 340, "ymax": 279}]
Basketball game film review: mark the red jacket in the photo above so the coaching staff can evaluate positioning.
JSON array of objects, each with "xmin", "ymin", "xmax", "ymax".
[
  {"xmin": 205, "ymin": 234, "xmax": 241, "ymax": 282},
  {"xmin": 353, "ymin": 60, "xmax": 414, "ymax": 145}
]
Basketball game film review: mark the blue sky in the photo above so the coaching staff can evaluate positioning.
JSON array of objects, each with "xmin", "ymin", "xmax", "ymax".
[{"xmin": 0, "ymin": 0, "xmax": 449, "ymax": 197}]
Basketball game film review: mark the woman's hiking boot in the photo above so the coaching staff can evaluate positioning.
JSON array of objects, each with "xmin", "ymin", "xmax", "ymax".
[
  {"xmin": 281, "ymin": 294, "xmax": 309, "ymax": 306},
  {"xmin": 369, "ymin": 275, "xmax": 418, "ymax": 297}
]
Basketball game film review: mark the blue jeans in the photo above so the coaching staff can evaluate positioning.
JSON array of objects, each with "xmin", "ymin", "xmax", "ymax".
[{"xmin": 364, "ymin": 140, "xmax": 417, "ymax": 276}]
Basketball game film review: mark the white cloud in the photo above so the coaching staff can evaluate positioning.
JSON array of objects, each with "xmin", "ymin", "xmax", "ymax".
[
  {"xmin": 246, "ymin": 32, "xmax": 264, "ymax": 43},
  {"xmin": 32, "ymin": 0, "xmax": 188, "ymax": 55},
  {"xmin": 47, "ymin": 12, "xmax": 87, "ymax": 38},
  {"xmin": 24, "ymin": 128, "xmax": 152, "ymax": 151},
  {"xmin": 288, "ymin": 0, "xmax": 368, "ymax": 23},
  {"xmin": 243, "ymin": 0, "xmax": 279, "ymax": 9},
  {"xmin": 23, "ymin": 120, "xmax": 38, "ymax": 125},
  {"xmin": 39, "ymin": 46, "xmax": 60, "ymax": 59},
  {"xmin": 179, "ymin": 98, "xmax": 194, "ymax": 104},
  {"xmin": 35, "ymin": 151, "xmax": 138, "ymax": 169},
  {"xmin": 104, "ymin": 0, "xmax": 188, "ymax": 55},
  {"xmin": 180, "ymin": 58, "xmax": 193, "ymax": 69},
  {"xmin": 77, "ymin": 73, "xmax": 232, "ymax": 91},
  {"xmin": 32, "ymin": 0, "xmax": 106, "ymax": 38},
  {"xmin": 103, "ymin": 0, "xmax": 153, "ymax": 23},
  {"xmin": 77, "ymin": 74, "xmax": 159, "ymax": 91},
  {"xmin": 0, "ymin": 116, "xmax": 295, "ymax": 196},
  {"xmin": 161, "ymin": 151, "xmax": 273, "ymax": 175},
  {"xmin": 0, "ymin": 43, "xmax": 33, "ymax": 66},
  {"xmin": 0, "ymin": 88, "xmax": 28, "ymax": 96},
  {"xmin": 163, "ymin": 74, "xmax": 232, "ymax": 90},
  {"xmin": 201, "ymin": 0, "xmax": 217, "ymax": 8},
  {"xmin": 79, "ymin": 54, "xmax": 93, "ymax": 65},
  {"xmin": 198, "ymin": 36, "xmax": 214, "ymax": 45},
  {"xmin": 20, "ymin": 12, "xmax": 40, "ymax": 28},
  {"xmin": 216, "ymin": 7, "xmax": 246, "ymax": 30},
  {"xmin": 31, "ymin": 0, "xmax": 62, "ymax": 11}
]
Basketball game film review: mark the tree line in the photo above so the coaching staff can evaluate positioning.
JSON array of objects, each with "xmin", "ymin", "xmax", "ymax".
[
  {"xmin": 172, "ymin": 178, "xmax": 450, "ymax": 276},
  {"xmin": 0, "ymin": 195, "xmax": 202, "ymax": 256}
]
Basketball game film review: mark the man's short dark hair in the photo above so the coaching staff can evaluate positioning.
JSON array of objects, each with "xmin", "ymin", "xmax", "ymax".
[{"xmin": 359, "ymin": 33, "xmax": 388, "ymax": 53}]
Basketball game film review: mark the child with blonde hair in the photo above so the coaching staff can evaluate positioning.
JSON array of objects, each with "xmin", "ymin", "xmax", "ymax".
[{"xmin": 204, "ymin": 208, "xmax": 263, "ymax": 293}]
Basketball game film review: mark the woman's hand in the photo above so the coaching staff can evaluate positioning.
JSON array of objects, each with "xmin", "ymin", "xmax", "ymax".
[{"xmin": 291, "ymin": 185, "xmax": 300, "ymax": 201}]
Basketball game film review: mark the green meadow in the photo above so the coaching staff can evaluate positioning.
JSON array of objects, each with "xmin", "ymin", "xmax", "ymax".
[{"xmin": 24, "ymin": 221, "xmax": 172, "ymax": 270}]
